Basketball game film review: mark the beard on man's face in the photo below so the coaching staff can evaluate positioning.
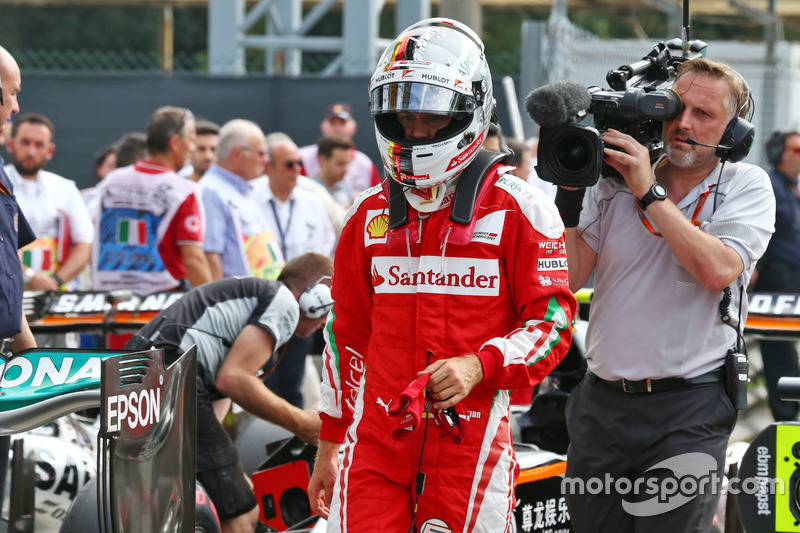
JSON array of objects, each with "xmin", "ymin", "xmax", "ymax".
[
  {"xmin": 665, "ymin": 144, "xmax": 697, "ymax": 169},
  {"xmin": 12, "ymin": 155, "xmax": 47, "ymax": 177}
]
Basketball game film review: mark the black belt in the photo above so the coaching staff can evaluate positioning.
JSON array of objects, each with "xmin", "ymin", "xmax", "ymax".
[{"xmin": 586, "ymin": 368, "xmax": 725, "ymax": 394}]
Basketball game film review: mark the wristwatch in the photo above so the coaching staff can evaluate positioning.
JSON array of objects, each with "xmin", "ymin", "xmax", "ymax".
[
  {"xmin": 638, "ymin": 183, "xmax": 668, "ymax": 211},
  {"xmin": 22, "ymin": 267, "xmax": 35, "ymax": 286}
]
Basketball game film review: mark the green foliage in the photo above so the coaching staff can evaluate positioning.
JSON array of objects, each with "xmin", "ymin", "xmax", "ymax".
[
  {"xmin": 1, "ymin": 4, "xmax": 798, "ymax": 73},
  {"xmin": 0, "ymin": 6, "xmax": 161, "ymax": 51}
]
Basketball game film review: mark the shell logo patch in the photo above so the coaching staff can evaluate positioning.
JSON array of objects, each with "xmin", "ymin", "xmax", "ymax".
[{"xmin": 364, "ymin": 210, "xmax": 390, "ymax": 246}]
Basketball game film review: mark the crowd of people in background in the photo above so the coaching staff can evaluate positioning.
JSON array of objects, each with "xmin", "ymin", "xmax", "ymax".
[
  {"xmin": 5, "ymin": 17, "xmax": 798, "ymax": 531},
  {"xmin": 1, "ymin": 96, "xmax": 542, "ymax": 404},
  {"xmin": 4, "ymin": 102, "xmax": 544, "ymax": 295}
]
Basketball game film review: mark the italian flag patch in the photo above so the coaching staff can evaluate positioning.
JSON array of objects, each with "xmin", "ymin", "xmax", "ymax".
[
  {"xmin": 117, "ymin": 218, "xmax": 147, "ymax": 245},
  {"xmin": 21, "ymin": 248, "xmax": 53, "ymax": 271}
]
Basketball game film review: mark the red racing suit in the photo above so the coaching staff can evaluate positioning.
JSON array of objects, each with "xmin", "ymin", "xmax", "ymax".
[{"xmin": 319, "ymin": 163, "xmax": 576, "ymax": 532}]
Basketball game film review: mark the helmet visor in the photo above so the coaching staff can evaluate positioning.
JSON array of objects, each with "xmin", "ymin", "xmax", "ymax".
[{"xmin": 371, "ymin": 82, "xmax": 474, "ymax": 119}]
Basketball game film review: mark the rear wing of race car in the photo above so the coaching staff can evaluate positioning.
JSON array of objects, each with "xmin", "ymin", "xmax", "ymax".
[
  {"xmin": 23, "ymin": 290, "xmax": 186, "ymax": 335},
  {"xmin": 97, "ymin": 347, "xmax": 197, "ymax": 533},
  {"xmin": 0, "ymin": 346, "xmax": 198, "ymax": 533}
]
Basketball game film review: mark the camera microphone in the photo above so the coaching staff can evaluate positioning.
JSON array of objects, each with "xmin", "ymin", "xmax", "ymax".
[
  {"xmin": 525, "ymin": 80, "xmax": 591, "ymax": 127},
  {"xmin": 685, "ymin": 138, "xmax": 732, "ymax": 150}
]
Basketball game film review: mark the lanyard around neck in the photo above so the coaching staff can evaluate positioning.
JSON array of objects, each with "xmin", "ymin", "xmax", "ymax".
[
  {"xmin": 269, "ymin": 198, "xmax": 294, "ymax": 259},
  {"xmin": 636, "ymin": 185, "xmax": 714, "ymax": 237}
]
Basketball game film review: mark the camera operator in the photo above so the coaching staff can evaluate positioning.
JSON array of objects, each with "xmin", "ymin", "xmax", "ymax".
[{"xmin": 558, "ymin": 58, "xmax": 774, "ymax": 531}]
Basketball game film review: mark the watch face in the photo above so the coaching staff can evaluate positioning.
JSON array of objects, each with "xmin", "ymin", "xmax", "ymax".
[{"xmin": 654, "ymin": 184, "xmax": 667, "ymax": 198}]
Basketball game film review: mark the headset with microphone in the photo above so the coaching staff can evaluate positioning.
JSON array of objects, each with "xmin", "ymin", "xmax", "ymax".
[
  {"xmin": 685, "ymin": 120, "xmax": 755, "ymax": 163},
  {"xmin": 298, "ymin": 276, "xmax": 334, "ymax": 319}
]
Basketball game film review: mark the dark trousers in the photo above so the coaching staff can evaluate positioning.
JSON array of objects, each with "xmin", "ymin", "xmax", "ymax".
[
  {"xmin": 265, "ymin": 333, "xmax": 314, "ymax": 408},
  {"xmin": 564, "ymin": 375, "xmax": 736, "ymax": 533}
]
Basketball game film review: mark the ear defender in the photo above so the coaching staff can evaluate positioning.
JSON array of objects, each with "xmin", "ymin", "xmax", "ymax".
[
  {"xmin": 716, "ymin": 117, "xmax": 756, "ymax": 163},
  {"xmin": 298, "ymin": 277, "xmax": 333, "ymax": 319},
  {"xmin": 716, "ymin": 74, "xmax": 756, "ymax": 164}
]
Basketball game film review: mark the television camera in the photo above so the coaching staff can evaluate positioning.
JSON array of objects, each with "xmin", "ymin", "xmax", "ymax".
[{"xmin": 528, "ymin": 37, "xmax": 708, "ymax": 187}]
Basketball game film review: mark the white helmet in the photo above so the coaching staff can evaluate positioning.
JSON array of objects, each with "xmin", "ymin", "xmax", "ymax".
[{"xmin": 370, "ymin": 18, "xmax": 495, "ymax": 189}]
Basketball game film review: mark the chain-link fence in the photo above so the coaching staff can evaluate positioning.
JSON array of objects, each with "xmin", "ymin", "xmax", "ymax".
[
  {"xmin": 10, "ymin": 47, "xmax": 522, "ymax": 76},
  {"xmin": 533, "ymin": 16, "xmax": 800, "ymax": 167}
]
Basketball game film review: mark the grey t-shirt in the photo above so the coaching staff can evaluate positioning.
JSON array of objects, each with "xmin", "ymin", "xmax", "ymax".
[
  {"xmin": 135, "ymin": 277, "xmax": 299, "ymax": 388},
  {"xmin": 578, "ymin": 156, "xmax": 775, "ymax": 380}
]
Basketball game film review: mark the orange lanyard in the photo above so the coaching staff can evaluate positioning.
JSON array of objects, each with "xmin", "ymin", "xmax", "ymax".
[{"xmin": 636, "ymin": 185, "xmax": 714, "ymax": 237}]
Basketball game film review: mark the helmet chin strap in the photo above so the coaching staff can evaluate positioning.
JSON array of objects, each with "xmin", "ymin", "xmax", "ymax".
[{"xmin": 386, "ymin": 150, "xmax": 507, "ymax": 229}]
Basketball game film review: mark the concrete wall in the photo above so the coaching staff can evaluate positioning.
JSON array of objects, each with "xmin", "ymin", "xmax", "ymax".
[{"xmin": 3, "ymin": 72, "xmax": 518, "ymax": 189}]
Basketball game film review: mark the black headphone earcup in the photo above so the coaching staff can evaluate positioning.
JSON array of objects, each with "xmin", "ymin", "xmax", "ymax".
[
  {"xmin": 766, "ymin": 131, "xmax": 787, "ymax": 167},
  {"xmin": 716, "ymin": 118, "xmax": 756, "ymax": 163}
]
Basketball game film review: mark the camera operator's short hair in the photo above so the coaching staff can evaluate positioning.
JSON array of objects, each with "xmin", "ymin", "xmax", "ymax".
[
  {"xmin": 11, "ymin": 113, "xmax": 55, "ymax": 141},
  {"xmin": 146, "ymin": 106, "xmax": 194, "ymax": 155},
  {"xmin": 675, "ymin": 58, "xmax": 752, "ymax": 122},
  {"xmin": 317, "ymin": 134, "xmax": 353, "ymax": 159}
]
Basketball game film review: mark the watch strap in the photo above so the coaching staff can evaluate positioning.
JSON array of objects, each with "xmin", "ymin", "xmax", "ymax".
[{"xmin": 638, "ymin": 184, "xmax": 666, "ymax": 211}]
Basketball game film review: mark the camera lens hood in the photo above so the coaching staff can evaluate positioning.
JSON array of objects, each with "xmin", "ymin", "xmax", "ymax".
[{"xmin": 536, "ymin": 123, "xmax": 604, "ymax": 188}]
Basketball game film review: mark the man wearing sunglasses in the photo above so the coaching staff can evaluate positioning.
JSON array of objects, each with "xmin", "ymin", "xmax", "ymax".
[
  {"xmin": 256, "ymin": 132, "xmax": 335, "ymax": 262},
  {"xmin": 753, "ymin": 130, "xmax": 800, "ymax": 423},
  {"xmin": 124, "ymin": 251, "xmax": 332, "ymax": 533},
  {"xmin": 254, "ymin": 132, "xmax": 336, "ymax": 409},
  {"xmin": 557, "ymin": 59, "xmax": 775, "ymax": 532}
]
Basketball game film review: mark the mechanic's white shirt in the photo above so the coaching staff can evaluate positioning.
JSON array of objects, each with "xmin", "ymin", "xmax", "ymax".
[{"xmin": 4, "ymin": 165, "xmax": 94, "ymax": 243}]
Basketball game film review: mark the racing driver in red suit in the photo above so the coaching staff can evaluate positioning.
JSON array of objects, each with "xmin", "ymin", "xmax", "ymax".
[{"xmin": 308, "ymin": 18, "xmax": 577, "ymax": 533}]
